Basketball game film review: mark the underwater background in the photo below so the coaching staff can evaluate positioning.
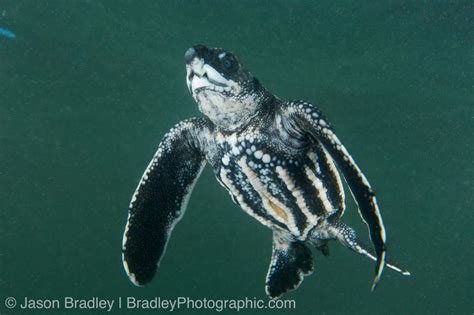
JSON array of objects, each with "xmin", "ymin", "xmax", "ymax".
[{"xmin": 1, "ymin": 1, "xmax": 472, "ymax": 314}]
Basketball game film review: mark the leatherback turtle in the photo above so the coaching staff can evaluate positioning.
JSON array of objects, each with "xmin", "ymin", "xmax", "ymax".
[{"xmin": 122, "ymin": 45, "xmax": 410, "ymax": 298}]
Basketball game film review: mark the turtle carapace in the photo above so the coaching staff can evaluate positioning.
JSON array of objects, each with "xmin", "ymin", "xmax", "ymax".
[{"xmin": 122, "ymin": 45, "xmax": 410, "ymax": 299}]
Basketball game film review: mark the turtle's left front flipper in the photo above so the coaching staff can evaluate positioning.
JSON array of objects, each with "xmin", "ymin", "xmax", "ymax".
[{"xmin": 122, "ymin": 118, "xmax": 212, "ymax": 286}]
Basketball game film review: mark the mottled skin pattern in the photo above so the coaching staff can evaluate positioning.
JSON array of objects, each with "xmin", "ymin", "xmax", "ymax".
[{"xmin": 122, "ymin": 45, "xmax": 410, "ymax": 299}]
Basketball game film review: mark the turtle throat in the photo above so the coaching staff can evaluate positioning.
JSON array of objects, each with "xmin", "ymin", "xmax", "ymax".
[
  {"xmin": 195, "ymin": 86, "xmax": 272, "ymax": 132},
  {"xmin": 188, "ymin": 68, "xmax": 273, "ymax": 132}
]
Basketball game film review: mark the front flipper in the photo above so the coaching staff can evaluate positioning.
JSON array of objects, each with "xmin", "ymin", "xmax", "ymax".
[
  {"xmin": 122, "ymin": 118, "xmax": 212, "ymax": 286},
  {"xmin": 333, "ymin": 222, "xmax": 411, "ymax": 276},
  {"xmin": 286, "ymin": 101, "xmax": 387, "ymax": 290},
  {"xmin": 265, "ymin": 231, "xmax": 314, "ymax": 299}
]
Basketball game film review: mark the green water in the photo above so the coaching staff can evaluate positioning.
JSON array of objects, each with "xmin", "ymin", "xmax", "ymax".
[{"xmin": 1, "ymin": 1, "xmax": 472, "ymax": 314}]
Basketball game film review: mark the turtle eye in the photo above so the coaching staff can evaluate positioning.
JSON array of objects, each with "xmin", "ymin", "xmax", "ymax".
[{"xmin": 222, "ymin": 56, "xmax": 234, "ymax": 69}]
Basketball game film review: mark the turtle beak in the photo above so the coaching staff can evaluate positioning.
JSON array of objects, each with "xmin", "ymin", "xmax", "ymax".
[
  {"xmin": 184, "ymin": 47, "xmax": 198, "ymax": 64},
  {"xmin": 185, "ymin": 46, "xmax": 206, "ymax": 93},
  {"xmin": 185, "ymin": 45, "xmax": 230, "ymax": 94},
  {"xmin": 185, "ymin": 45, "xmax": 209, "ymax": 64}
]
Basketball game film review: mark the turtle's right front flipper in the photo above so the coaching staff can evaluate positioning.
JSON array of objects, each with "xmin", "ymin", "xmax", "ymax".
[{"xmin": 122, "ymin": 118, "xmax": 212, "ymax": 286}]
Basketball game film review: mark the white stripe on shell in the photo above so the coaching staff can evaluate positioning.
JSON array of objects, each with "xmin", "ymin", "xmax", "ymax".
[
  {"xmin": 237, "ymin": 156, "xmax": 300, "ymax": 237},
  {"xmin": 219, "ymin": 167, "xmax": 274, "ymax": 228},
  {"xmin": 321, "ymin": 146, "xmax": 346, "ymax": 215},
  {"xmin": 304, "ymin": 166, "xmax": 335, "ymax": 215},
  {"xmin": 275, "ymin": 166, "xmax": 318, "ymax": 239}
]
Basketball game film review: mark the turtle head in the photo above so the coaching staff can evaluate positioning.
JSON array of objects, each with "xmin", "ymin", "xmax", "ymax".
[{"xmin": 185, "ymin": 45, "xmax": 272, "ymax": 131}]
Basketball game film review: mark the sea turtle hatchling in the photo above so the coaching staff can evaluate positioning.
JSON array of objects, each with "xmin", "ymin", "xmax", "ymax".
[{"xmin": 122, "ymin": 45, "xmax": 410, "ymax": 298}]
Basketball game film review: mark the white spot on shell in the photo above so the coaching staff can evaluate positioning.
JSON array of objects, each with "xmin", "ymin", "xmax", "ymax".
[
  {"xmin": 228, "ymin": 134, "xmax": 238, "ymax": 145},
  {"xmin": 222, "ymin": 155, "xmax": 230, "ymax": 165},
  {"xmin": 254, "ymin": 150, "xmax": 263, "ymax": 159},
  {"xmin": 232, "ymin": 146, "xmax": 240, "ymax": 155},
  {"xmin": 262, "ymin": 154, "xmax": 271, "ymax": 163}
]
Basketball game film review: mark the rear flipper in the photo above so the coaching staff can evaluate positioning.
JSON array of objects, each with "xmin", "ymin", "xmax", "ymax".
[
  {"xmin": 313, "ymin": 239, "xmax": 330, "ymax": 257},
  {"xmin": 265, "ymin": 231, "xmax": 314, "ymax": 299},
  {"xmin": 334, "ymin": 222, "xmax": 411, "ymax": 276}
]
